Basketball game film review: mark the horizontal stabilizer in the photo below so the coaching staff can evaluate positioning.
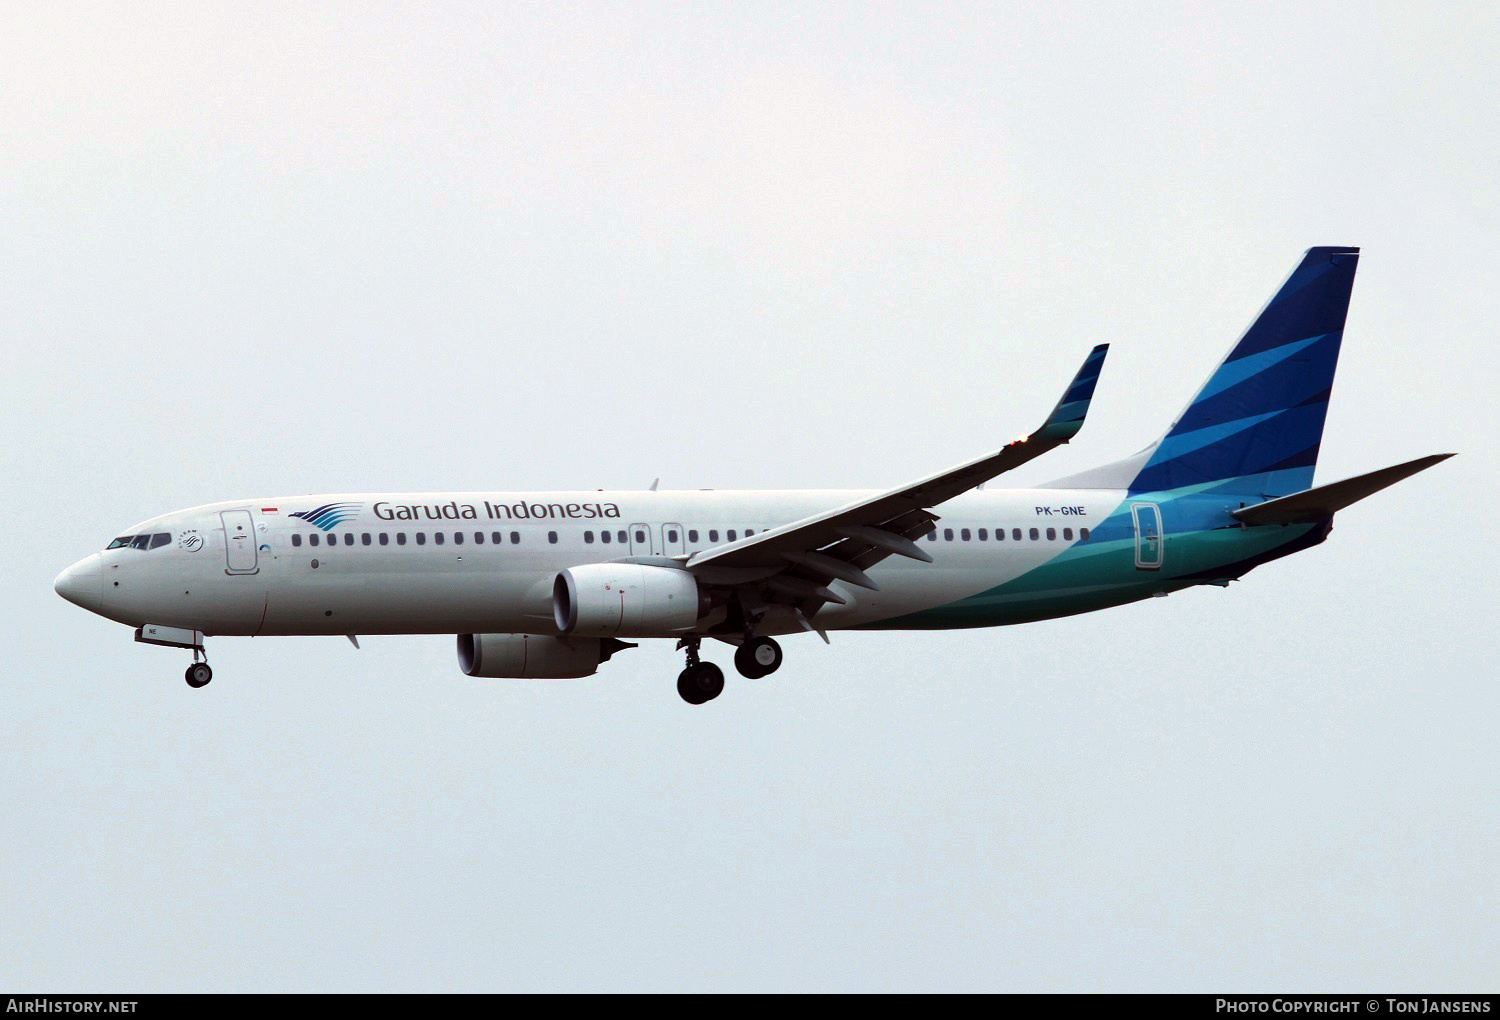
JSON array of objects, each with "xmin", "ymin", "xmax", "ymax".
[{"xmin": 1231, "ymin": 453, "xmax": 1454, "ymax": 526}]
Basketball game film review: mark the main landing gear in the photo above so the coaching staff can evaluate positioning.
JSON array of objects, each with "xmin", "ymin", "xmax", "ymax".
[
  {"xmin": 675, "ymin": 638, "xmax": 724, "ymax": 705},
  {"xmin": 734, "ymin": 636, "xmax": 783, "ymax": 680},
  {"xmin": 674, "ymin": 635, "xmax": 784, "ymax": 704}
]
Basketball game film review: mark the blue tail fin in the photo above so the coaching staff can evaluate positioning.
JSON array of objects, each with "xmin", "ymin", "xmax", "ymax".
[{"xmin": 1126, "ymin": 246, "xmax": 1360, "ymax": 497}]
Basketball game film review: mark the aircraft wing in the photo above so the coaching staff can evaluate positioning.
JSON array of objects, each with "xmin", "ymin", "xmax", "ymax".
[{"xmin": 684, "ymin": 345, "xmax": 1108, "ymax": 611}]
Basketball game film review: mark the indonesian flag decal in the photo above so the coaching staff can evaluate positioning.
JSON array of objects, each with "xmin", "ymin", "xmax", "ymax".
[{"xmin": 261, "ymin": 506, "xmax": 279, "ymax": 514}]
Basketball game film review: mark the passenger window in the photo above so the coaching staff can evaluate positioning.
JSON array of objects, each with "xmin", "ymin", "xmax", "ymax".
[
  {"xmin": 106, "ymin": 536, "xmax": 134, "ymax": 550},
  {"xmin": 709, "ymin": 530, "xmax": 719, "ymax": 542},
  {"xmin": 926, "ymin": 532, "xmax": 937, "ymax": 541},
  {"xmin": 584, "ymin": 531, "xmax": 594, "ymax": 544},
  {"xmin": 978, "ymin": 529, "xmax": 988, "ymax": 541},
  {"xmin": 416, "ymin": 533, "xmax": 426, "ymax": 545},
  {"xmin": 634, "ymin": 530, "xmax": 645, "ymax": 544},
  {"xmin": 454, "ymin": 532, "xmax": 464, "ymax": 545},
  {"xmin": 688, "ymin": 530, "xmax": 699, "ymax": 543},
  {"xmin": 1046, "ymin": 528, "xmax": 1056, "ymax": 541},
  {"xmin": 491, "ymin": 532, "xmax": 502, "ymax": 544},
  {"xmin": 434, "ymin": 532, "xmax": 445, "ymax": 545},
  {"xmin": 1029, "ymin": 528, "xmax": 1039, "ymax": 541},
  {"xmin": 1062, "ymin": 528, "xmax": 1073, "ymax": 541},
  {"xmin": 745, "ymin": 529, "xmax": 754, "ymax": 536},
  {"xmin": 600, "ymin": 530, "xmax": 612, "ymax": 544},
  {"xmin": 474, "ymin": 532, "xmax": 484, "ymax": 544},
  {"xmin": 943, "ymin": 528, "xmax": 954, "ymax": 541},
  {"xmin": 727, "ymin": 530, "xmax": 737, "ymax": 541},
  {"xmin": 961, "ymin": 528, "xmax": 971, "ymax": 541},
  {"xmin": 292, "ymin": 534, "xmax": 302, "ymax": 547},
  {"xmin": 549, "ymin": 531, "xmax": 559, "ymax": 544},
  {"xmin": 995, "ymin": 528, "xmax": 1004, "ymax": 541},
  {"xmin": 379, "ymin": 533, "xmax": 389, "ymax": 546},
  {"xmin": 309, "ymin": 534, "xmax": 320, "ymax": 547},
  {"xmin": 344, "ymin": 533, "xmax": 354, "ymax": 546},
  {"xmin": 1012, "ymin": 528, "xmax": 1022, "ymax": 541},
  {"xmin": 667, "ymin": 529, "xmax": 678, "ymax": 543},
  {"xmin": 397, "ymin": 533, "xmax": 407, "ymax": 546},
  {"xmin": 1080, "ymin": 527, "xmax": 1090, "ymax": 541},
  {"xmin": 511, "ymin": 532, "xmax": 521, "ymax": 544},
  {"xmin": 617, "ymin": 530, "xmax": 627, "ymax": 544},
  {"xmin": 361, "ymin": 533, "xmax": 371, "ymax": 546}
]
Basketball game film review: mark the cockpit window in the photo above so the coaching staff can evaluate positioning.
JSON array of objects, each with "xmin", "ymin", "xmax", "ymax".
[{"xmin": 107, "ymin": 533, "xmax": 171, "ymax": 551}]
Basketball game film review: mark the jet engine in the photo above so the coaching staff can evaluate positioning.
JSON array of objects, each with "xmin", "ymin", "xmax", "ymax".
[
  {"xmin": 553, "ymin": 563, "xmax": 708, "ymax": 637},
  {"xmin": 456, "ymin": 632, "xmax": 634, "ymax": 679}
]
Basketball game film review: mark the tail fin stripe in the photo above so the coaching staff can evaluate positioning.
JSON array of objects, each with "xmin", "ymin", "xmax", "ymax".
[
  {"xmin": 1223, "ymin": 248, "xmax": 1358, "ymax": 362},
  {"xmin": 1172, "ymin": 331, "xmax": 1341, "ymax": 435},
  {"xmin": 1130, "ymin": 403, "xmax": 1333, "ymax": 494},
  {"xmin": 1193, "ymin": 333, "xmax": 1329, "ymax": 403},
  {"xmin": 1255, "ymin": 444, "xmax": 1322, "ymax": 475},
  {"xmin": 1150, "ymin": 408, "xmax": 1286, "ymax": 463}
]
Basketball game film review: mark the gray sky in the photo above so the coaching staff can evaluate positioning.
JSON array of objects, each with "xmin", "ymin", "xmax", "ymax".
[{"xmin": 3, "ymin": 0, "xmax": 1497, "ymax": 992}]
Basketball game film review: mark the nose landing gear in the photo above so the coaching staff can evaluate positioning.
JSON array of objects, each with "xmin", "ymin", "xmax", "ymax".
[
  {"xmin": 184, "ymin": 644, "xmax": 212, "ymax": 689},
  {"xmin": 185, "ymin": 662, "xmax": 213, "ymax": 688},
  {"xmin": 135, "ymin": 626, "xmax": 214, "ymax": 689}
]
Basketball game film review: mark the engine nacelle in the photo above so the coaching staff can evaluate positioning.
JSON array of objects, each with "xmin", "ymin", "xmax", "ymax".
[
  {"xmin": 456, "ymin": 633, "xmax": 632, "ymax": 679},
  {"xmin": 553, "ymin": 562, "xmax": 706, "ymax": 637}
]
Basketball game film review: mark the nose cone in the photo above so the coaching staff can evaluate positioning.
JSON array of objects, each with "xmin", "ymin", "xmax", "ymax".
[{"xmin": 55, "ymin": 553, "xmax": 104, "ymax": 613}]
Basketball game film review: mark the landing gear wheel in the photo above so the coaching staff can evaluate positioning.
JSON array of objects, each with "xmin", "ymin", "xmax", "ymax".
[
  {"xmin": 734, "ymin": 637, "xmax": 783, "ymax": 679},
  {"xmin": 184, "ymin": 662, "xmax": 213, "ymax": 688},
  {"xmin": 676, "ymin": 669, "xmax": 705, "ymax": 705},
  {"xmin": 677, "ymin": 663, "xmax": 725, "ymax": 705}
]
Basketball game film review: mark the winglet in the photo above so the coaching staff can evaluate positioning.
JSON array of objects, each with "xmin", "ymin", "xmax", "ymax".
[
  {"xmin": 1035, "ymin": 343, "xmax": 1109, "ymax": 443},
  {"xmin": 685, "ymin": 345, "xmax": 1113, "ymax": 572}
]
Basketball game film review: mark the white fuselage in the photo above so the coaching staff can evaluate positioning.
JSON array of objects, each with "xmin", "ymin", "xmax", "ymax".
[{"xmin": 62, "ymin": 488, "xmax": 1135, "ymax": 638}]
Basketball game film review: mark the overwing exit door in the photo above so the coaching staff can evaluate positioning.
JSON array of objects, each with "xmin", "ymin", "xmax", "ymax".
[
  {"xmin": 661, "ymin": 523, "xmax": 686, "ymax": 556},
  {"xmin": 628, "ymin": 523, "xmax": 654, "ymax": 556}
]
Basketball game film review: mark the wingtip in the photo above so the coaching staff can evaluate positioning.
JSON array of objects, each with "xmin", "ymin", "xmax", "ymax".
[{"xmin": 1037, "ymin": 343, "xmax": 1109, "ymax": 436}]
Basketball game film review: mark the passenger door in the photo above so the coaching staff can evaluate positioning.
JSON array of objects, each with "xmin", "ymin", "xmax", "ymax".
[{"xmin": 220, "ymin": 509, "xmax": 259, "ymax": 574}]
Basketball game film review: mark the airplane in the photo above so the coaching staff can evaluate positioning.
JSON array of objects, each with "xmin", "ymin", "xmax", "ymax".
[{"xmin": 54, "ymin": 247, "xmax": 1452, "ymax": 704}]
